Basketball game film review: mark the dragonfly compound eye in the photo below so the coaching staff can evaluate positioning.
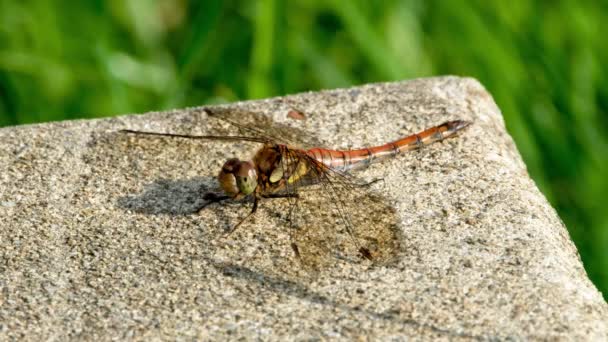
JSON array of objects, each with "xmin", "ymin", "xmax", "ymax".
[
  {"xmin": 235, "ymin": 161, "xmax": 258, "ymax": 196},
  {"xmin": 218, "ymin": 159, "xmax": 257, "ymax": 197}
]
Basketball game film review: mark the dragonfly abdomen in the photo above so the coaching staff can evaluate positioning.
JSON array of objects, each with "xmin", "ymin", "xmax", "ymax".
[{"xmin": 306, "ymin": 120, "xmax": 469, "ymax": 171}]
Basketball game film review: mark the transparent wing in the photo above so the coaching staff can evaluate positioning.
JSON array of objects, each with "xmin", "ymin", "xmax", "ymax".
[
  {"xmin": 120, "ymin": 107, "xmax": 322, "ymax": 149},
  {"xmin": 272, "ymin": 148, "xmax": 402, "ymax": 268},
  {"xmin": 203, "ymin": 107, "xmax": 325, "ymax": 149},
  {"xmin": 119, "ymin": 129, "xmax": 271, "ymax": 144}
]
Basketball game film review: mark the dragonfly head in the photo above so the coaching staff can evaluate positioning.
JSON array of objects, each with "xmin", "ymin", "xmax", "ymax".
[{"xmin": 218, "ymin": 158, "xmax": 258, "ymax": 198}]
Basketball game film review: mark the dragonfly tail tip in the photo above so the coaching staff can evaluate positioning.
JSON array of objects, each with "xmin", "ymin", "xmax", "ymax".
[{"xmin": 448, "ymin": 120, "xmax": 472, "ymax": 132}]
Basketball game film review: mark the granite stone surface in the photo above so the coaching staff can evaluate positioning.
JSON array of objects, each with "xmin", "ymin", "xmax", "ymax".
[{"xmin": 1, "ymin": 77, "xmax": 606, "ymax": 340}]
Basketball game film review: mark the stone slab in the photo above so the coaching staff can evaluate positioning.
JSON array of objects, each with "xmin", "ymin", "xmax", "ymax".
[{"xmin": 0, "ymin": 77, "xmax": 606, "ymax": 340}]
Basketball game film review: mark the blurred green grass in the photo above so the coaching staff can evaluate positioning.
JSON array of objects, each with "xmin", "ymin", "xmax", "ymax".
[{"xmin": 1, "ymin": 1, "xmax": 606, "ymax": 299}]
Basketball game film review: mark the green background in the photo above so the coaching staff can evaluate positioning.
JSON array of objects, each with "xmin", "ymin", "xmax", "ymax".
[{"xmin": 1, "ymin": 1, "xmax": 606, "ymax": 299}]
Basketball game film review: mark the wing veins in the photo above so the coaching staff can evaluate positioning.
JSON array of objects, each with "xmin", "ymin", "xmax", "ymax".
[{"xmin": 119, "ymin": 129, "xmax": 269, "ymax": 144}]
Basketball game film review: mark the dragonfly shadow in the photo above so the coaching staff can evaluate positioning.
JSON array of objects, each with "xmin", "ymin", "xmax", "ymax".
[{"xmin": 116, "ymin": 176, "xmax": 219, "ymax": 215}]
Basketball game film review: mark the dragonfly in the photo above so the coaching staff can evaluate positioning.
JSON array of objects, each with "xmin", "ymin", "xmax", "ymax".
[{"xmin": 120, "ymin": 108, "xmax": 470, "ymax": 265}]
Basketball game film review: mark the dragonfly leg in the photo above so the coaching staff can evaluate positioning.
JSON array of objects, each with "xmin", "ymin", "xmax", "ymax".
[
  {"xmin": 196, "ymin": 193, "xmax": 230, "ymax": 213},
  {"xmin": 261, "ymin": 193, "xmax": 299, "ymax": 199},
  {"xmin": 225, "ymin": 197, "xmax": 259, "ymax": 235},
  {"xmin": 288, "ymin": 200, "xmax": 305, "ymax": 262},
  {"xmin": 262, "ymin": 192, "xmax": 301, "ymax": 258}
]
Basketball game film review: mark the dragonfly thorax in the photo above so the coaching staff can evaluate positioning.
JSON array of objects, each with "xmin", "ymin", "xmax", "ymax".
[
  {"xmin": 253, "ymin": 145, "xmax": 310, "ymax": 188},
  {"xmin": 218, "ymin": 158, "xmax": 258, "ymax": 198}
]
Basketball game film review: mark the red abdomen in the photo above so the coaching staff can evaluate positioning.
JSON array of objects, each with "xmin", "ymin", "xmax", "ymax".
[{"xmin": 306, "ymin": 120, "xmax": 469, "ymax": 171}]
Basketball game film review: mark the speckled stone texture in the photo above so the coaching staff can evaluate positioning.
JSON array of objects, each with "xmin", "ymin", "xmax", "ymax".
[{"xmin": 1, "ymin": 77, "xmax": 606, "ymax": 340}]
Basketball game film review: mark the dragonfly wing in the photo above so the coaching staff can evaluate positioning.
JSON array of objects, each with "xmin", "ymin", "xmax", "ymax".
[
  {"xmin": 120, "ymin": 106, "xmax": 320, "ymax": 147},
  {"xmin": 275, "ymin": 148, "xmax": 402, "ymax": 267},
  {"xmin": 204, "ymin": 107, "xmax": 325, "ymax": 149},
  {"xmin": 119, "ymin": 129, "xmax": 271, "ymax": 144}
]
